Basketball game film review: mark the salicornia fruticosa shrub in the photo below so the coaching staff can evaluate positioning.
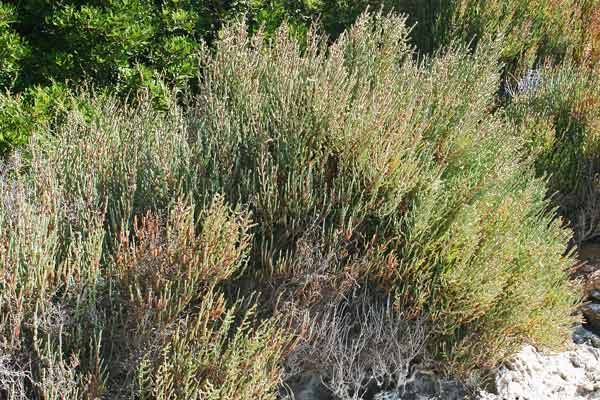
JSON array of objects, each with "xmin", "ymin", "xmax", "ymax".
[
  {"xmin": 403, "ymin": 0, "xmax": 600, "ymax": 76},
  {"xmin": 105, "ymin": 197, "xmax": 289, "ymax": 399},
  {"xmin": 0, "ymin": 10, "xmax": 581, "ymax": 398},
  {"xmin": 190, "ymin": 13, "xmax": 579, "ymax": 376},
  {"xmin": 35, "ymin": 91, "xmax": 197, "ymax": 239},
  {"xmin": 505, "ymin": 63, "xmax": 600, "ymax": 244},
  {"xmin": 133, "ymin": 296, "xmax": 290, "ymax": 400},
  {"xmin": 0, "ymin": 153, "xmax": 107, "ymax": 398},
  {"xmin": 0, "ymin": 144, "xmax": 289, "ymax": 397}
]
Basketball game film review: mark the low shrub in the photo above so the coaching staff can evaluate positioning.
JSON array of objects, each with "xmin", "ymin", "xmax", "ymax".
[
  {"xmin": 0, "ymin": 152, "xmax": 107, "ymax": 398},
  {"xmin": 284, "ymin": 293, "xmax": 429, "ymax": 400},
  {"xmin": 133, "ymin": 297, "xmax": 289, "ymax": 400},
  {"xmin": 34, "ymin": 91, "xmax": 193, "ymax": 235},
  {"xmin": 403, "ymin": 0, "xmax": 600, "ymax": 76},
  {"xmin": 0, "ymin": 153, "xmax": 289, "ymax": 398},
  {"xmin": 106, "ymin": 197, "xmax": 288, "ymax": 399},
  {"xmin": 0, "ymin": 10, "xmax": 581, "ymax": 398},
  {"xmin": 505, "ymin": 63, "xmax": 600, "ymax": 243},
  {"xmin": 191, "ymin": 13, "xmax": 578, "ymax": 375}
]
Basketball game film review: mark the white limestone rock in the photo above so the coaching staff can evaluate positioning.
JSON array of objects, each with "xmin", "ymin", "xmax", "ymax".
[{"xmin": 481, "ymin": 340, "xmax": 600, "ymax": 400}]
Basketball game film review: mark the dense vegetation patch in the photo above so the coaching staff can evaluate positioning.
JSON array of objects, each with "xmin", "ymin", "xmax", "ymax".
[
  {"xmin": 0, "ymin": 14, "xmax": 581, "ymax": 399},
  {"xmin": 3, "ymin": 0, "xmax": 600, "ymax": 153},
  {"xmin": 505, "ymin": 63, "xmax": 600, "ymax": 243}
]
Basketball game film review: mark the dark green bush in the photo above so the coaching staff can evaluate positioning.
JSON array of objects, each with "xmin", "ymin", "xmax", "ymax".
[
  {"xmin": 0, "ymin": 83, "xmax": 98, "ymax": 155},
  {"xmin": 12, "ymin": 1, "xmax": 200, "ymax": 93},
  {"xmin": 0, "ymin": 4, "xmax": 30, "ymax": 90},
  {"xmin": 0, "ymin": 1, "xmax": 255, "ymax": 152}
]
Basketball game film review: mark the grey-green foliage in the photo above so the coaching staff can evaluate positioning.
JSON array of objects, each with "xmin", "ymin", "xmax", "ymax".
[
  {"xmin": 190, "ymin": 12, "xmax": 578, "ymax": 373},
  {"xmin": 0, "ymin": 151, "xmax": 289, "ymax": 398},
  {"xmin": 0, "ymin": 12, "xmax": 579, "ymax": 398},
  {"xmin": 505, "ymin": 63, "xmax": 600, "ymax": 243}
]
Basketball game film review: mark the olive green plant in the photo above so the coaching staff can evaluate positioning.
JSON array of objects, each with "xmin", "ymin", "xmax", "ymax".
[
  {"xmin": 191, "ymin": 12, "xmax": 579, "ymax": 375},
  {"xmin": 505, "ymin": 63, "xmax": 600, "ymax": 244},
  {"xmin": 0, "ymin": 11, "xmax": 581, "ymax": 399},
  {"xmin": 403, "ymin": 0, "xmax": 600, "ymax": 75}
]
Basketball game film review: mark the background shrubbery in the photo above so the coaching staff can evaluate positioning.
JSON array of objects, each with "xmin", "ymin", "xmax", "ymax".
[
  {"xmin": 0, "ymin": 12, "xmax": 585, "ymax": 398},
  {"xmin": 3, "ymin": 1, "xmax": 600, "ymax": 180},
  {"xmin": 505, "ymin": 63, "xmax": 600, "ymax": 244}
]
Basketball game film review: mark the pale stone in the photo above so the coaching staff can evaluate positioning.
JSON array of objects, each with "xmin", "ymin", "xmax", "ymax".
[{"xmin": 480, "ymin": 342, "xmax": 600, "ymax": 400}]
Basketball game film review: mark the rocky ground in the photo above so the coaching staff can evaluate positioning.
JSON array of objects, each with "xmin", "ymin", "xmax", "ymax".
[
  {"xmin": 577, "ymin": 243, "xmax": 600, "ymax": 336},
  {"xmin": 370, "ymin": 327, "xmax": 600, "ymax": 399},
  {"xmin": 398, "ymin": 242, "xmax": 600, "ymax": 400},
  {"xmin": 478, "ymin": 330, "xmax": 600, "ymax": 400},
  {"xmin": 290, "ymin": 326, "xmax": 600, "ymax": 400}
]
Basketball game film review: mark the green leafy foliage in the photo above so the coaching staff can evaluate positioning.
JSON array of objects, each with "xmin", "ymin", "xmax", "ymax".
[
  {"xmin": 0, "ymin": 1, "xmax": 253, "ymax": 152},
  {"xmin": 0, "ymin": 83, "xmax": 96, "ymax": 155},
  {"xmin": 0, "ymin": 4, "xmax": 30, "ymax": 89},
  {"xmin": 12, "ymin": 1, "xmax": 195, "ymax": 95}
]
